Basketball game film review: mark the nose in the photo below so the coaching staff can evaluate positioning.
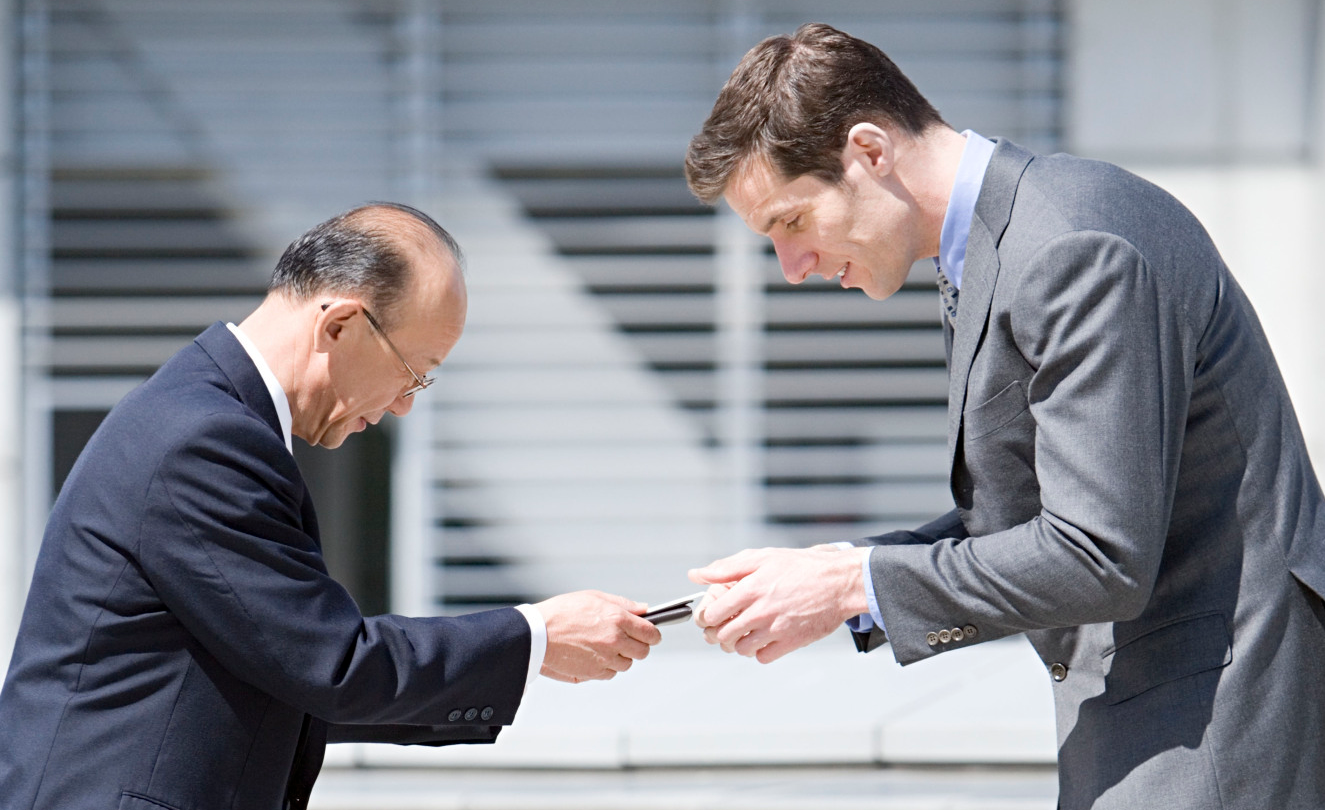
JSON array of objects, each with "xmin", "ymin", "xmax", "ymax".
[
  {"xmin": 388, "ymin": 394, "xmax": 414, "ymax": 418},
  {"xmin": 772, "ymin": 237, "xmax": 816, "ymax": 284}
]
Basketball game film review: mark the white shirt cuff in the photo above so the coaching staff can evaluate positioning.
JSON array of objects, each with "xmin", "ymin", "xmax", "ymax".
[
  {"xmin": 834, "ymin": 541, "xmax": 886, "ymax": 635},
  {"xmin": 513, "ymin": 603, "xmax": 547, "ymax": 690}
]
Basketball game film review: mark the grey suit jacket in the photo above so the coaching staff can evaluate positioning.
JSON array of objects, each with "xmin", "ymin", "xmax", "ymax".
[{"xmin": 857, "ymin": 141, "xmax": 1325, "ymax": 809}]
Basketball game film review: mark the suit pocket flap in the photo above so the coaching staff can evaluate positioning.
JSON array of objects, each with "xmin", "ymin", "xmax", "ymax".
[
  {"xmin": 963, "ymin": 380, "xmax": 1029, "ymax": 440},
  {"xmin": 1102, "ymin": 612, "xmax": 1231, "ymax": 705},
  {"xmin": 120, "ymin": 793, "xmax": 184, "ymax": 810}
]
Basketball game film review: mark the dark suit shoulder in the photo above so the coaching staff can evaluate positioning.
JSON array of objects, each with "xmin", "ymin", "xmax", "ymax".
[
  {"xmin": 97, "ymin": 338, "xmax": 293, "ymax": 476},
  {"xmin": 47, "ymin": 335, "xmax": 303, "ymax": 569}
]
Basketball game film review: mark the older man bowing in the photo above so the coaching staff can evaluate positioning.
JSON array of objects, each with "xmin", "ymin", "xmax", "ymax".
[{"xmin": 0, "ymin": 203, "xmax": 660, "ymax": 810}]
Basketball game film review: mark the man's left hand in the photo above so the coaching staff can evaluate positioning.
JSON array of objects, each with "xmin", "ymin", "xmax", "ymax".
[{"xmin": 687, "ymin": 545, "xmax": 871, "ymax": 663}]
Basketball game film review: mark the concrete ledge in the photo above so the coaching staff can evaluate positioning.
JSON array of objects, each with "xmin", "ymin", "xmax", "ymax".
[
  {"xmin": 310, "ymin": 765, "xmax": 1059, "ymax": 810},
  {"xmin": 326, "ymin": 630, "xmax": 1056, "ymax": 770}
]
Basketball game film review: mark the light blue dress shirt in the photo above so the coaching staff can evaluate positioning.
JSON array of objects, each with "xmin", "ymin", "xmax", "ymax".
[
  {"xmin": 936, "ymin": 130, "xmax": 996, "ymax": 291},
  {"xmin": 845, "ymin": 130, "xmax": 996, "ymax": 635}
]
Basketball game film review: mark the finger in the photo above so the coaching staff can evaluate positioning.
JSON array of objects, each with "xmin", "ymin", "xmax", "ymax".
[
  {"xmin": 698, "ymin": 581, "xmax": 757, "ymax": 627},
  {"xmin": 622, "ymin": 615, "xmax": 663, "ymax": 646},
  {"xmin": 693, "ymin": 608, "xmax": 712, "ymax": 629},
  {"xmin": 687, "ymin": 549, "xmax": 765, "ymax": 586},
  {"xmin": 714, "ymin": 610, "xmax": 761, "ymax": 651},
  {"xmin": 692, "ymin": 584, "xmax": 728, "ymax": 628},
  {"xmin": 687, "ymin": 563, "xmax": 744, "ymax": 586},
  {"xmin": 687, "ymin": 567, "xmax": 718, "ymax": 585},
  {"xmin": 734, "ymin": 628, "xmax": 771, "ymax": 658},
  {"xmin": 755, "ymin": 640, "xmax": 795, "ymax": 664},
  {"xmin": 720, "ymin": 628, "xmax": 754, "ymax": 655},
  {"xmin": 591, "ymin": 591, "xmax": 648, "ymax": 614},
  {"xmin": 614, "ymin": 636, "xmax": 653, "ymax": 662},
  {"xmin": 693, "ymin": 594, "xmax": 714, "ymax": 628},
  {"xmin": 703, "ymin": 624, "xmax": 722, "ymax": 646},
  {"xmin": 608, "ymin": 655, "xmax": 635, "ymax": 673}
]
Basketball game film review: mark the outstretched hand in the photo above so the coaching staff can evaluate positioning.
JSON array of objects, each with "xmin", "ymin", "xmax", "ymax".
[
  {"xmin": 688, "ymin": 545, "xmax": 871, "ymax": 663},
  {"xmin": 534, "ymin": 590, "xmax": 662, "ymax": 683}
]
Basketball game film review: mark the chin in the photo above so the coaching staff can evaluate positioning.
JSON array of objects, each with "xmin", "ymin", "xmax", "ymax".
[
  {"xmin": 858, "ymin": 282, "xmax": 898, "ymax": 301},
  {"xmin": 315, "ymin": 430, "xmax": 349, "ymax": 450},
  {"xmin": 862, "ymin": 273, "xmax": 909, "ymax": 301}
]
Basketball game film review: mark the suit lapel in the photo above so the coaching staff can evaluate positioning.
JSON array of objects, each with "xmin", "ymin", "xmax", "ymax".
[
  {"xmin": 194, "ymin": 321, "xmax": 285, "ymax": 443},
  {"xmin": 945, "ymin": 140, "xmax": 1034, "ymax": 473}
]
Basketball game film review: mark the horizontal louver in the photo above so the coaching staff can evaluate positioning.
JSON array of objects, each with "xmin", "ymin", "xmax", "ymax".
[{"xmin": 30, "ymin": 0, "xmax": 1060, "ymax": 611}]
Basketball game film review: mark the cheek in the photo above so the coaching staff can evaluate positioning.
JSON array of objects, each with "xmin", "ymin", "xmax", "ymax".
[
  {"xmin": 817, "ymin": 214, "xmax": 857, "ymax": 252},
  {"xmin": 327, "ymin": 380, "xmax": 388, "ymax": 421}
]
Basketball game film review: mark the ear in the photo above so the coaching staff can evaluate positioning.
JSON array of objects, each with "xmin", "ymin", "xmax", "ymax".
[
  {"xmin": 311, "ymin": 299, "xmax": 360, "ymax": 354},
  {"xmin": 842, "ymin": 122, "xmax": 895, "ymax": 179}
]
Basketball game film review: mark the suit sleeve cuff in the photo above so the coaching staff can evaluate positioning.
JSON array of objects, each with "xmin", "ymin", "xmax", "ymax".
[
  {"xmin": 513, "ymin": 604, "xmax": 546, "ymax": 690},
  {"xmin": 834, "ymin": 542, "xmax": 886, "ymax": 635}
]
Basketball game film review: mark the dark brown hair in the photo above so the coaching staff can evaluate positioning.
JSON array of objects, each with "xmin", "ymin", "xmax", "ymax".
[{"xmin": 685, "ymin": 23, "xmax": 947, "ymax": 204}]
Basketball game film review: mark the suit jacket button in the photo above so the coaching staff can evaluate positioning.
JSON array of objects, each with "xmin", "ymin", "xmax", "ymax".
[
  {"xmin": 938, "ymin": 629, "xmax": 952, "ymax": 643},
  {"xmin": 1049, "ymin": 663, "xmax": 1068, "ymax": 682},
  {"xmin": 926, "ymin": 631, "xmax": 940, "ymax": 646},
  {"xmin": 448, "ymin": 709, "xmax": 462, "ymax": 722},
  {"xmin": 950, "ymin": 627, "xmax": 965, "ymax": 642},
  {"xmin": 480, "ymin": 706, "xmax": 494, "ymax": 721},
  {"xmin": 963, "ymin": 625, "xmax": 978, "ymax": 638},
  {"xmin": 464, "ymin": 708, "xmax": 479, "ymax": 721}
]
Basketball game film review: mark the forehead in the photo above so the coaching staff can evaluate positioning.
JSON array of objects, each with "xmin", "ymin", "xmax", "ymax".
[
  {"xmin": 391, "ymin": 251, "xmax": 466, "ymax": 359},
  {"xmin": 724, "ymin": 156, "xmax": 824, "ymax": 236}
]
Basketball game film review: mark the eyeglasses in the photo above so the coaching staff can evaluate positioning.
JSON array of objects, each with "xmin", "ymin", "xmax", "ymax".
[
  {"xmin": 361, "ymin": 308, "xmax": 435, "ymax": 397},
  {"xmin": 321, "ymin": 302, "xmax": 435, "ymax": 397}
]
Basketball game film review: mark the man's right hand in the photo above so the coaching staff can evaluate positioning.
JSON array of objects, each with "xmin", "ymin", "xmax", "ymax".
[{"xmin": 533, "ymin": 590, "xmax": 662, "ymax": 683}]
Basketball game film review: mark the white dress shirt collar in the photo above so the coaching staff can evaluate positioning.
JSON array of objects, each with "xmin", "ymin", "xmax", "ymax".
[
  {"xmin": 226, "ymin": 322, "xmax": 294, "ymax": 455},
  {"xmin": 225, "ymin": 323, "xmax": 544, "ymax": 684}
]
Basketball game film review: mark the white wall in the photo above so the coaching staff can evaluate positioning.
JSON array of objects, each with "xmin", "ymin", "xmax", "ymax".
[
  {"xmin": 1069, "ymin": 0, "xmax": 1318, "ymax": 162},
  {"xmin": 1068, "ymin": 0, "xmax": 1325, "ymax": 463}
]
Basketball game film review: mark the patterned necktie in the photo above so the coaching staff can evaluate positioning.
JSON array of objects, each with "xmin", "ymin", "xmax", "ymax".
[{"xmin": 936, "ymin": 264, "xmax": 959, "ymax": 325}]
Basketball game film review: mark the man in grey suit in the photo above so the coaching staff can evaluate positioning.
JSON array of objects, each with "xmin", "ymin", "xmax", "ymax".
[{"xmin": 683, "ymin": 23, "xmax": 1325, "ymax": 809}]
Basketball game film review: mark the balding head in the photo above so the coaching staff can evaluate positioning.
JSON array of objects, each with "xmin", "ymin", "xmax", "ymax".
[
  {"xmin": 246, "ymin": 203, "xmax": 468, "ymax": 449},
  {"xmin": 268, "ymin": 202, "xmax": 465, "ymax": 331}
]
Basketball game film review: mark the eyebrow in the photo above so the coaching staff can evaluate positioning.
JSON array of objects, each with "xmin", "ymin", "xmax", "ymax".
[{"xmin": 759, "ymin": 205, "xmax": 794, "ymax": 236}]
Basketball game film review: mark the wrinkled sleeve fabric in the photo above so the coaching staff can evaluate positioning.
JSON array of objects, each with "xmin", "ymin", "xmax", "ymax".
[
  {"xmin": 867, "ymin": 231, "xmax": 1191, "ymax": 663},
  {"xmin": 846, "ymin": 511, "xmax": 970, "ymax": 652},
  {"xmin": 136, "ymin": 411, "xmax": 531, "ymax": 727}
]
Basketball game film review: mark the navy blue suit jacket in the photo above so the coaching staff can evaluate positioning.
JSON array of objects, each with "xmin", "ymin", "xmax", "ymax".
[{"xmin": 0, "ymin": 323, "xmax": 531, "ymax": 810}]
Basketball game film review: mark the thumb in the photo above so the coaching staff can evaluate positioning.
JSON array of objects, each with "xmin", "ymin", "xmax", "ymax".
[
  {"xmin": 688, "ymin": 551, "xmax": 760, "ymax": 585},
  {"xmin": 593, "ymin": 590, "xmax": 648, "ymax": 614}
]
